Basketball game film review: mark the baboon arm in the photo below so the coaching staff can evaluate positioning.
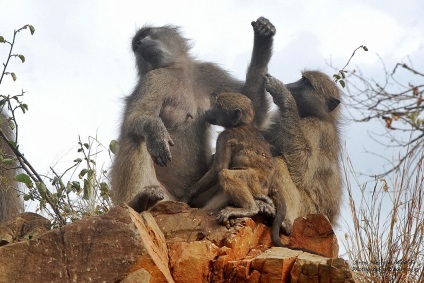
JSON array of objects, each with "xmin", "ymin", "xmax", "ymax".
[
  {"xmin": 265, "ymin": 76, "xmax": 311, "ymax": 179},
  {"xmin": 124, "ymin": 73, "xmax": 175, "ymax": 166},
  {"xmin": 185, "ymin": 133, "xmax": 232, "ymax": 200},
  {"xmin": 243, "ymin": 17, "xmax": 275, "ymax": 128}
]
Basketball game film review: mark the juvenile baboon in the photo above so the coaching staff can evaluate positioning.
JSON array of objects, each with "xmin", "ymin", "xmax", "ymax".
[
  {"xmin": 0, "ymin": 114, "xmax": 21, "ymax": 223},
  {"xmin": 184, "ymin": 92, "xmax": 279, "ymax": 225},
  {"xmin": 259, "ymin": 72, "xmax": 342, "ymax": 245},
  {"xmin": 110, "ymin": 17, "xmax": 276, "ymax": 211}
]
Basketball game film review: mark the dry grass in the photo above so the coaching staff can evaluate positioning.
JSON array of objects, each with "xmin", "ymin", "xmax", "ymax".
[{"xmin": 343, "ymin": 152, "xmax": 424, "ymax": 283}]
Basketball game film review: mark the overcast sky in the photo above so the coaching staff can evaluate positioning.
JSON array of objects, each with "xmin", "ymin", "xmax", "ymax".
[{"xmin": 1, "ymin": 0, "xmax": 423, "ymax": 243}]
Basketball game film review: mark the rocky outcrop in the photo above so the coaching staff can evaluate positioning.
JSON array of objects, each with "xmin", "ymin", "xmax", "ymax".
[{"xmin": 0, "ymin": 202, "xmax": 356, "ymax": 282}]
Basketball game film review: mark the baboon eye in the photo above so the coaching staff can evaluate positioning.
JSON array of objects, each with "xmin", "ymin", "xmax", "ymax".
[{"xmin": 139, "ymin": 29, "xmax": 150, "ymax": 39}]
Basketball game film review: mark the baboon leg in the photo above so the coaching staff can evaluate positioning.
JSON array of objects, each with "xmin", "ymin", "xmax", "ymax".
[
  {"xmin": 111, "ymin": 141, "xmax": 167, "ymax": 212},
  {"xmin": 216, "ymin": 169, "xmax": 261, "ymax": 225}
]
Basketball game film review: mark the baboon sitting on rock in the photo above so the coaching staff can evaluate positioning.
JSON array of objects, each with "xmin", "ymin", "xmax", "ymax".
[
  {"xmin": 259, "ymin": 72, "xmax": 342, "ymax": 245},
  {"xmin": 184, "ymin": 92, "xmax": 279, "ymax": 226}
]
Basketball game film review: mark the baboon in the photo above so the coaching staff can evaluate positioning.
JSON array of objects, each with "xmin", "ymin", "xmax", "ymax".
[
  {"xmin": 258, "ymin": 72, "xmax": 342, "ymax": 246},
  {"xmin": 110, "ymin": 17, "xmax": 276, "ymax": 211},
  {"xmin": 184, "ymin": 92, "xmax": 279, "ymax": 225},
  {"xmin": 0, "ymin": 113, "xmax": 21, "ymax": 223}
]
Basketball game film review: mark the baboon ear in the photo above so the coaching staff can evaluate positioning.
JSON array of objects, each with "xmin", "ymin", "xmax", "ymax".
[
  {"xmin": 231, "ymin": 108, "xmax": 242, "ymax": 126},
  {"xmin": 327, "ymin": 97, "xmax": 340, "ymax": 112}
]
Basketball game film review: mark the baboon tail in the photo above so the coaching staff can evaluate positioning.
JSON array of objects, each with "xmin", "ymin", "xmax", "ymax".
[{"xmin": 271, "ymin": 198, "xmax": 287, "ymax": 247}]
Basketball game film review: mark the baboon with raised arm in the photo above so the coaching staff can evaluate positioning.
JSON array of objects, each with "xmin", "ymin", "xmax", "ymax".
[
  {"xmin": 258, "ymin": 72, "xmax": 342, "ymax": 245},
  {"xmin": 184, "ymin": 92, "xmax": 279, "ymax": 226},
  {"xmin": 110, "ymin": 17, "xmax": 276, "ymax": 212}
]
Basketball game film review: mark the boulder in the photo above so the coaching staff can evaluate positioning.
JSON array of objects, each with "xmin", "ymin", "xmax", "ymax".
[{"xmin": 0, "ymin": 202, "xmax": 356, "ymax": 282}]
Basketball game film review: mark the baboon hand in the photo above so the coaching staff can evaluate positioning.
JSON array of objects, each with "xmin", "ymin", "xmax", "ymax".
[
  {"xmin": 265, "ymin": 74, "xmax": 292, "ymax": 106},
  {"xmin": 251, "ymin": 17, "xmax": 276, "ymax": 38},
  {"xmin": 146, "ymin": 132, "xmax": 175, "ymax": 167}
]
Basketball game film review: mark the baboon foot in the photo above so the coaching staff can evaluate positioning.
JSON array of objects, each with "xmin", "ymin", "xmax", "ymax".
[
  {"xmin": 128, "ymin": 186, "xmax": 164, "ymax": 212},
  {"xmin": 251, "ymin": 17, "xmax": 276, "ymax": 37},
  {"xmin": 216, "ymin": 209, "xmax": 235, "ymax": 229},
  {"xmin": 216, "ymin": 206, "xmax": 258, "ymax": 229},
  {"xmin": 255, "ymin": 199, "xmax": 276, "ymax": 217}
]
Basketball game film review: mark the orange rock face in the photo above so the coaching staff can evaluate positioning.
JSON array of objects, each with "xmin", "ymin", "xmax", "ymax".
[{"xmin": 0, "ymin": 202, "xmax": 356, "ymax": 283}]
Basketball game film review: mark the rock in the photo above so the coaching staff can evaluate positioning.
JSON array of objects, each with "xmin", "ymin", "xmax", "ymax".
[
  {"xmin": 0, "ymin": 205, "xmax": 173, "ymax": 283},
  {"xmin": 288, "ymin": 214, "xmax": 339, "ymax": 258},
  {"xmin": 0, "ymin": 212, "xmax": 50, "ymax": 245},
  {"xmin": 0, "ymin": 202, "xmax": 356, "ymax": 282},
  {"xmin": 168, "ymin": 241, "xmax": 219, "ymax": 282},
  {"xmin": 122, "ymin": 268, "xmax": 152, "ymax": 283}
]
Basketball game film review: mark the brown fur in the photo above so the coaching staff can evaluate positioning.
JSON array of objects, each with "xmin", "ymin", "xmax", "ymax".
[
  {"xmin": 0, "ymin": 113, "xmax": 21, "ymax": 222},
  {"xmin": 260, "ymin": 72, "xmax": 342, "ymax": 245},
  {"xmin": 110, "ymin": 18, "xmax": 275, "ymax": 211},
  {"xmin": 185, "ymin": 93, "xmax": 276, "ymax": 225}
]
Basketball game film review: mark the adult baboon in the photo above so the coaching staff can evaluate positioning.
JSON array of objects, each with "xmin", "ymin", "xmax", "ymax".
[
  {"xmin": 110, "ymin": 17, "xmax": 275, "ymax": 211},
  {"xmin": 184, "ymin": 92, "xmax": 279, "ymax": 226},
  {"xmin": 0, "ymin": 114, "xmax": 21, "ymax": 222},
  {"xmin": 260, "ymin": 72, "xmax": 342, "ymax": 245}
]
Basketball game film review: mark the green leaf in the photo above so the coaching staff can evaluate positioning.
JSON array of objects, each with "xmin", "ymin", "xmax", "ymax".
[
  {"xmin": 10, "ymin": 73, "xmax": 17, "ymax": 81},
  {"xmin": 109, "ymin": 140, "xmax": 119, "ymax": 154},
  {"xmin": 333, "ymin": 74, "xmax": 341, "ymax": 80},
  {"xmin": 0, "ymin": 36, "xmax": 5, "ymax": 43},
  {"xmin": 79, "ymin": 169, "xmax": 88, "ymax": 178},
  {"xmin": 23, "ymin": 194, "xmax": 33, "ymax": 201},
  {"xmin": 14, "ymin": 173, "xmax": 33, "ymax": 188},
  {"xmin": 18, "ymin": 54, "xmax": 25, "ymax": 63},
  {"xmin": 8, "ymin": 120, "xmax": 15, "ymax": 130},
  {"xmin": 83, "ymin": 143, "xmax": 89, "ymax": 149},
  {"xmin": 20, "ymin": 104, "xmax": 27, "ymax": 114},
  {"xmin": 28, "ymin": 25, "xmax": 35, "ymax": 35},
  {"xmin": 74, "ymin": 158, "xmax": 82, "ymax": 163},
  {"xmin": 36, "ymin": 182, "xmax": 47, "ymax": 196},
  {"xmin": 339, "ymin": 80, "xmax": 346, "ymax": 88}
]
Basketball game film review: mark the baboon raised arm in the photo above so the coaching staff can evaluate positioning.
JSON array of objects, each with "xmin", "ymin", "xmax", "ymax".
[
  {"xmin": 184, "ymin": 92, "xmax": 278, "ymax": 226},
  {"xmin": 110, "ymin": 17, "xmax": 276, "ymax": 212},
  {"xmin": 258, "ymin": 72, "xmax": 342, "ymax": 244}
]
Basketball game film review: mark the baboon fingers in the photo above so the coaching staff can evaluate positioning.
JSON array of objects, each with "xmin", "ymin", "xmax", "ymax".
[
  {"xmin": 265, "ymin": 75, "xmax": 287, "ymax": 100},
  {"xmin": 148, "ymin": 143, "xmax": 172, "ymax": 167},
  {"xmin": 251, "ymin": 17, "xmax": 276, "ymax": 37},
  {"xmin": 255, "ymin": 199, "xmax": 276, "ymax": 217}
]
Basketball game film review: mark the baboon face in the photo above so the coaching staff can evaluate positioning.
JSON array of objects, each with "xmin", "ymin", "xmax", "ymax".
[
  {"xmin": 286, "ymin": 71, "xmax": 340, "ymax": 119},
  {"xmin": 206, "ymin": 93, "xmax": 254, "ymax": 128},
  {"xmin": 132, "ymin": 26, "xmax": 189, "ymax": 70}
]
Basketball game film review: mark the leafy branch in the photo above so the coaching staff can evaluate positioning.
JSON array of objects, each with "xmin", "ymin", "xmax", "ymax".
[
  {"xmin": 333, "ymin": 45, "xmax": 368, "ymax": 88},
  {"xmin": 1, "ymin": 25, "xmax": 112, "ymax": 227}
]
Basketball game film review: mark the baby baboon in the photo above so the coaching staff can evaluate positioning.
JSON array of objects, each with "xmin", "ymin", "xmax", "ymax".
[
  {"xmin": 259, "ymin": 72, "xmax": 342, "ymax": 245},
  {"xmin": 184, "ymin": 92, "xmax": 278, "ymax": 226},
  {"xmin": 0, "ymin": 113, "xmax": 21, "ymax": 222},
  {"xmin": 110, "ymin": 18, "xmax": 276, "ymax": 211}
]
